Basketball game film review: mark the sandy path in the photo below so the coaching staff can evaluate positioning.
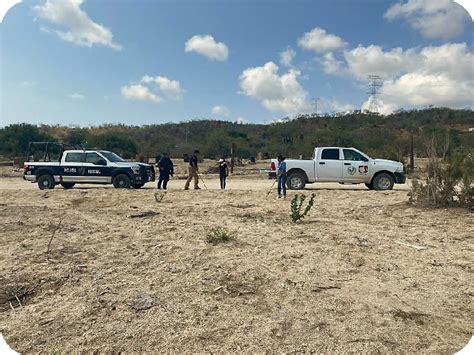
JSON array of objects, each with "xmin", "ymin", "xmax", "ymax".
[{"xmin": 0, "ymin": 176, "xmax": 410, "ymax": 191}]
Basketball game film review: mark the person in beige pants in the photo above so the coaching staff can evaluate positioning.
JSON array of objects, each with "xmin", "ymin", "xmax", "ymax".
[{"xmin": 184, "ymin": 150, "xmax": 200, "ymax": 190}]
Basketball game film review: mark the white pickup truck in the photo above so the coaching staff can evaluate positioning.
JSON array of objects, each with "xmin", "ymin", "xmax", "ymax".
[{"xmin": 270, "ymin": 147, "xmax": 406, "ymax": 191}]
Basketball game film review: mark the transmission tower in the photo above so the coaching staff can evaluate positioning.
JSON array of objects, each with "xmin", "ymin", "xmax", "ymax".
[
  {"xmin": 312, "ymin": 97, "xmax": 320, "ymax": 116},
  {"xmin": 367, "ymin": 75, "xmax": 383, "ymax": 113}
]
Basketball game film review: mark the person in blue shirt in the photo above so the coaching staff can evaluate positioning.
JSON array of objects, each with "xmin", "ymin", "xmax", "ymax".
[{"xmin": 277, "ymin": 155, "xmax": 287, "ymax": 199}]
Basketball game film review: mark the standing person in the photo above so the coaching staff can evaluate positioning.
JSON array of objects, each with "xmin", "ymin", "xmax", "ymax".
[
  {"xmin": 184, "ymin": 150, "xmax": 200, "ymax": 190},
  {"xmin": 218, "ymin": 158, "xmax": 229, "ymax": 190},
  {"xmin": 157, "ymin": 152, "xmax": 174, "ymax": 190},
  {"xmin": 277, "ymin": 155, "xmax": 287, "ymax": 199}
]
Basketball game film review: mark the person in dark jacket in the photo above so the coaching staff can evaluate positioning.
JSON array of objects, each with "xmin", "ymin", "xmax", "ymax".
[
  {"xmin": 157, "ymin": 152, "xmax": 174, "ymax": 189},
  {"xmin": 218, "ymin": 158, "xmax": 229, "ymax": 190},
  {"xmin": 277, "ymin": 154, "xmax": 287, "ymax": 199}
]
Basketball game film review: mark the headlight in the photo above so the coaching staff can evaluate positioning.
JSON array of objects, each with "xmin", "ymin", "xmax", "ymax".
[
  {"xmin": 131, "ymin": 166, "xmax": 141, "ymax": 175},
  {"xmin": 396, "ymin": 165, "xmax": 404, "ymax": 172}
]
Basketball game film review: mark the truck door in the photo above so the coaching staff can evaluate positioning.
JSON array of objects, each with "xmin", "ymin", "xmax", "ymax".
[
  {"xmin": 316, "ymin": 148, "xmax": 343, "ymax": 181},
  {"xmin": 342, "ymin": 149, "xmax": 370, "ymax": 182},
  {"xmin": 62, "ymin": 152, "xmax": 85, "ymax": 182},
  {"xmin": 83, "ymin": 152, "xmax": 110, "ymax": 183}
]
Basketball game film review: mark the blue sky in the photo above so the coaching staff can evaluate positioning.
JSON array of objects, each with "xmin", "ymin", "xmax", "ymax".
[{"xmin": 1, "ymin": 0, "xmax": 473, "ymax": 126}]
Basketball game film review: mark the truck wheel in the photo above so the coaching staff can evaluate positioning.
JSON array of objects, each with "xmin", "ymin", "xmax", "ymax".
[
  {"xmin": 60, "ymin": 182, "xmax": 75, "ymax": 189},
  {"xmin": 113, "ymin": 174, "xmax": 131, "ymax": 189},
  {"xmin": 132, "ymin": 183, "xmax": 144, "ymax": 189},
  {"xmin": 287, "ymin": 172, "xmax": 306, "ymax": 190},
  {"xmin": 373, "ymin": 173, "xmax": 394, "ymax": 191},
  {"xmin": 365, "ymin": 182, "xmax": 375, "ymax": 190},
  {"xmin": 38, "ymin": 175, "xmax": 55, "ymax": 190}
]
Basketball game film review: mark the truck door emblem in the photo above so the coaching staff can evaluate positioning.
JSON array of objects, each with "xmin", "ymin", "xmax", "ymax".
[
  {"xmin": 347, "ymin": 166, "xmax": 357, "ymax": 175},
  {"xmin": 358, "ymin": 165, "xmax": 368, "ymax": 174}
]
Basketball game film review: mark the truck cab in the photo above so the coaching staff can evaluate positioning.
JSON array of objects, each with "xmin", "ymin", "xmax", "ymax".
[
  {"xmin": 24, "ymin": 145, "xmax": 155, "ymax": 190},
  {"xmin": 270, "ymin": 147, "xmax": 406, "ymax": 191}
]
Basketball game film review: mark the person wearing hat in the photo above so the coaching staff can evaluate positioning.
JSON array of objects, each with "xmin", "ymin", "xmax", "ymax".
[
  {"xmin": 218, "ymin": 157, "xmax": 229, "ymax": 190},
  {"xmin": 157, "ymin": 152, "xmax": 173, "ymax": 190},
  {"xmin": 184, "ymin": 149, "xmax": 200, "ymax": 190},
  {"xmin": 277, "ymin": 154, "xmax": 287, "ymax": 199}
]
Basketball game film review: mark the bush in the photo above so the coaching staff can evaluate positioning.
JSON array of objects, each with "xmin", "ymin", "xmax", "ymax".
[
  {"xmin": 206, "ymin": 227, "xmax": 234, "ymax": 245},
  {"xmin": 409, "ymin": 149, "xmax": 473, "ymax": 210},
  {"xmin": 88, "ymin": 131, "xmax": 138, "ymax": 159},
  {"xmin": 290, "ymin": 193, "xmax": 316, "ymax": 222}
]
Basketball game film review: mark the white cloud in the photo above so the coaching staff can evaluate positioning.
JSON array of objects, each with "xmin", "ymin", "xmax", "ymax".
[
  {"xmin": 33, "ymin": 0, "xmax": 121, "ymax": 50},
  {"xmin": 319, "ymin": 98, "xmax": 355, "ymax": 113},
  {"xmin": 141, "ymin": 75, "xmax": 184, "ymax": 100},
  {"xmin": 280, "ymin": 48, "xmax": 296, "ymax": 67},
  {"xmin": 343, "ymin": 42, "xmax": 474, "ymax": 113},
  {"xmin": 211, "ymin": 105, "xmax": 231, "ymax": 117},
  {"xmin": 121, "ymin": 84, "xmax": 162, "ymax": 104},
  {"xmin": 321, "ymin": 52, "xmax": 346, "ymax": 75},
  {"xmin": 384, "ymin": 0, "xmax": 471, "ymax": 39},
  {"xmin": 121, "ymin": 75, "xmax": 184, "ymax": 104},
  {"xmin": 381, "ymin": 73, "xmax": 474, "ymax": 108},
  {"xmin": 239, "ymin": 61, "xmax": 311, "ymax": 116},
  {"xmin": 344, "ymin": 45, "xmax": 418, "ymax": 79},
  {"xmin": 184, "ymin": 35, "xmax": 229, "ymax": 61},
  {"xmin": 235, "ymin": 117, "xmax": 248, "ymax": 124},
  {"xmin": 69, "ymin": 93, "xmax": 85, "ymax": 99},
  {"xmin": 298, "ymin": 27, "xmax": 347, "ymax": 53}
]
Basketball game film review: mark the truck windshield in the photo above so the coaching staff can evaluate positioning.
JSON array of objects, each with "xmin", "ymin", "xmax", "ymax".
[{"xmin": 101, "ymin": 152, "xmax": 125, "ymax": 162}]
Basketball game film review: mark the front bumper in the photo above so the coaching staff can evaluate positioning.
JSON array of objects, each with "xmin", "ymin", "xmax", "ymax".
[{"xmin": 394, "ymin": 172, "xmax": 407, "ymax": 184}]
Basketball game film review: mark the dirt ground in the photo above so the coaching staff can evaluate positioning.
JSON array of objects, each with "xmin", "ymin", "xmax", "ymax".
[{"xmin": 0, "ymin": 175, "xmax": 472, "ymax": 353}]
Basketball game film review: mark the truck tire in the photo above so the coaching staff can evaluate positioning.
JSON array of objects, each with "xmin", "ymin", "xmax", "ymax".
[
  {"xmin": 287, "ymin": 172, "xmax": 306, "ymax": 190},
  {"xmin": 373, "ymin": 173, "xmax": 394, "ymax": 191},
  {"xmin": 132, "ymin": 183, "xmax": 144, "ymax": 189},
  {"xmin": 60, "ymin": 182, "xmax": 75, "ymax": 189},
  {"xmin": 113, "ymin": 174, "xmax": 131, "ymax": 189},
  {"xmin": 38, "ymin": 174, "xmax": 55, "ymax": 190},
  {"xmin": 365, "ymin": 182, "xmax": 375, "ymax": 190}
]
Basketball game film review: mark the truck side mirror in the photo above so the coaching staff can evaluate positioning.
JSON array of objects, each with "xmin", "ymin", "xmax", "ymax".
[{"xmin": 96, "ymin": 159, "xmax": 107, "ymax": 166}]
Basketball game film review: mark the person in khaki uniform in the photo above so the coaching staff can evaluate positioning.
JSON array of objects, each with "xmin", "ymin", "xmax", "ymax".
[{"xmin": 184, "ymin": 150, "xmax": 200, "ymax": 190}]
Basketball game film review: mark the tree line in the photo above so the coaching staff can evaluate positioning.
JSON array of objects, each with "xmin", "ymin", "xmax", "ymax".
[{"xmin": 1, "ymin": 108, "xmax": 473, "ymax": 161}]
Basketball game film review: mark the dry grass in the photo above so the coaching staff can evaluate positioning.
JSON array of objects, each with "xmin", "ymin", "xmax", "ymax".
[{"xmin": 0, "ymin": 177, "xmax": 472, "ymax": 353}]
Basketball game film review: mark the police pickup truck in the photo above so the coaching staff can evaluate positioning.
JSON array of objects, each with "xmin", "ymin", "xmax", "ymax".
[
  {"xmin": 270, "ymin": 147, "xmax": 406, "ymax": 191},
  {"xmin": 24, "ymin": 148, "xmax": 155, "ymax": 190}
]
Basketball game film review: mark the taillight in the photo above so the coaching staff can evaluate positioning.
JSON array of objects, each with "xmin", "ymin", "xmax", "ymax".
[
  {"xmin": 23, "ymin": 164, "xmax": 29, "ymax": 174},
  {"xmin": 270, "ymin": 162, "xmax": 276, "ymax": 170}
]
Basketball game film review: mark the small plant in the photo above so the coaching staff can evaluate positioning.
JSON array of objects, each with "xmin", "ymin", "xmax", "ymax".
[
  {"xmin": 206, "ymin": 227, "xmax": 234, "ymax": 245},
  {"xmin": 290, "ymin": 193, "xmax": 316, "ymax": 223}
]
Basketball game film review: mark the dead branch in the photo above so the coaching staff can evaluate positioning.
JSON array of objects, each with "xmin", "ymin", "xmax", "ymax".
[
  {"xmin": 128, "ymin": 210, "xmax": 160, "ymax": 218},
  {"xmin": 14, "ymin": 295, "xmax": 22, "ymax": 308},
  {"xmin": 47, "ymin": 211, "xmax": 64, "ymax": 254},
  {"xmin": 394, "ymin": 240, "xmax": 427, "ymax": 251}
]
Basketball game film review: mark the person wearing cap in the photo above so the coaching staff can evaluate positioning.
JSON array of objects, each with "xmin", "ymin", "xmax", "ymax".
[
  {"xmin": 277, "ymin": 154, "xmax": 287, "ymax": 199},
  {"xmin": 157, "ymin": 152, "xmax": 174, "ymax": 190},
  {"xmin": 218, "ymin": 158, "xmax": 229, "ymax": 190},
  {"xmin": 184, "ymin": 149, "xmax": 200, "ymax": 190}
]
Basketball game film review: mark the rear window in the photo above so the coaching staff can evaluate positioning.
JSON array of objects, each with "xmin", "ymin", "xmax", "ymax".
[
  {"xmin": 321, "ymin": 149, "xmax": 340, "ymax": 160},
  {"xmin": 65, "ymin": 152, "xmax": 85, "ymax": 163}
]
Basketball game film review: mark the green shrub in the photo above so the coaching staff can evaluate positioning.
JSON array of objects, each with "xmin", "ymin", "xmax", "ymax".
[
  {"xmin": 290, "ymin": 193, "xmax": 316, "ymax": 222},
  {"xmin": 206, "ymin": 227, "xmax": 234, "ymax": 245}
]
